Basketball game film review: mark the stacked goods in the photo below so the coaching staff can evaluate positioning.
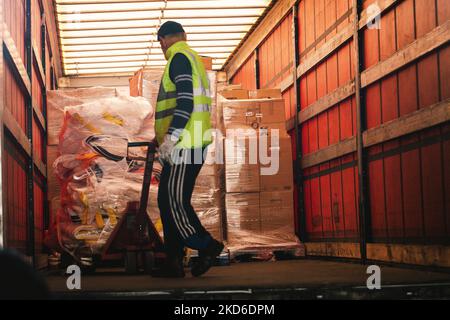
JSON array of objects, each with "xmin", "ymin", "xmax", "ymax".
[
  {"xmin": 47, "ymin": 87, "xmax": 119, "ymax": 146},
  {"xmin": 47, "ymin": 88, "xmax": 120, "ymax": 199},
  {"xmin": 130, "ymin": 67, "xmax": 227, "ymax": 241},
  {"xmin": 129, "ymin": 68, "xmax": 164, "ymax": 111},
  {"xmin": 46, "ymin": 88, "xmax": 120, "ymax": 247},
  {"xmin": 52, "ymin": 94, "xmax": 158, "ymax": 257},
  {"xmin": 219, "ymin": 88, "xmax": 299, "ymax": 253},
  {"xmin": 192, "ymin": 138, "xmax": 225, "ymax": 241}
]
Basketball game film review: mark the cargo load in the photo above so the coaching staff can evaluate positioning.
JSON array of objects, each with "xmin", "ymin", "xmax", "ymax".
[
  {"xmin": 219, "ymin": 89, "xmax": 300, "ymax": 256},
  {"xmin": 51, "ymin": 92, "xmax": 160, "ymax": 258}
]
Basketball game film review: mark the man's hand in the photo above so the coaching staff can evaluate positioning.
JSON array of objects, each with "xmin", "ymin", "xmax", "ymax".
[{"xmin": 159, "ymin": 134, "xmax": 178, "ymax": 164}]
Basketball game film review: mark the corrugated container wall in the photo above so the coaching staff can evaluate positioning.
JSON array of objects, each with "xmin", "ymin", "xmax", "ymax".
[
  {"xmin": 227, "ymin": 0, "xmax": 450, "ymax": 265},
  {"xmin": 1, "ymin": 0, "xmax": 59, "ymax": 268}
]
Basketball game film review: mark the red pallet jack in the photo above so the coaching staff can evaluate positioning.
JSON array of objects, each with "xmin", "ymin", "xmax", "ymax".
[{"xmin": 98, "ymin": 141, "xmax": 166, "ymax": 274}]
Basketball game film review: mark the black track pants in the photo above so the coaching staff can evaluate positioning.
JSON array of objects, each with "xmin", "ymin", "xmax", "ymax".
[{"xmin": 157, "ymin": 148, "xmax": 213, "ymax": 259}]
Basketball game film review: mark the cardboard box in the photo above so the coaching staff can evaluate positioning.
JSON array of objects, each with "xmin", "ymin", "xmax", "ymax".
[
  {"xmin": 225, "ymin": 164, "xmax": 260, "ymax": 193},
  {"xmin": 216, "ymin": 71, "xmax": 228, "ymax": 83},
  {"xmin": 224, "ymin": 134, "xmax": 258, "ymax": 164},
  {"xmin": 225, "ymin": 134, "xmax": 260, "ymax": 193},
  {"xmin": 260, "ymin": 191, "xmax": 295, "ymax": 233},
  {"xmin": 129, "ymin": 68, "xmax": 164, "ymax": 109},
  {"xmin": 225, "ymin": 132, "xmax": 293, "ymax": 193},
  {"xmin": 222, "ymin": 98, "xmax": 287, "ymax": 130},
  {"xmin": 249, "ymin": 89, "xmax": 282, "ymax": 99},
  {"xmin": 220, "ymin": 89, "xmax": 249, "ymax": 100},
  {"xmin": 225, "ymin": 193, "xmax": 260, "ymax": 232},
  {"xmin": 260, "ymin": 134, "xmax": 294, "ymax": 192},
  {"xmin": 219, "ymin": 84, "xmax": 242, "ymax": 91},
  {"xmin": 200, "ymin": 56, "xmax": 213, "ymax": 71}
]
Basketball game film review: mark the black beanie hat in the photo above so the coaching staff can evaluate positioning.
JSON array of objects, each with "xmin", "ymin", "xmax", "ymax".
[{"xmin": 157, "ymin": 21, "xmax": 185, "ymax": 40}]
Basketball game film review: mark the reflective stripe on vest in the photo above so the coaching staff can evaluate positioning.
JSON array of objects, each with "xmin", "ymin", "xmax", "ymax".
[{"xmin": 155, "ymin": 104, "xmax": 210, "ymax": 120}]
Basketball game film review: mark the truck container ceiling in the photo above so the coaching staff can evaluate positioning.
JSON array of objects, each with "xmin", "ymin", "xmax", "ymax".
[{"xmin": 55, "ymin": 0, "xmax": 273, "ymax": 75}]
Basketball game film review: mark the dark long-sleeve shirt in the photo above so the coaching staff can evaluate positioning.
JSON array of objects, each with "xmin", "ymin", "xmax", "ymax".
[{"xmin": 167, "ymin": 53, "xmax": 194, "ymax": 140}]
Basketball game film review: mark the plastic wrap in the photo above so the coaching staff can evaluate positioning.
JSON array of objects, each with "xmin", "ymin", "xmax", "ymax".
[
  {"xmin": 225, "ymin": 192, "xmax": 300, "ymax": 255},
  {"xmin": 47, "ymin": 87, "xmax": 119, "ymax": 146},
  {"xmin": 222, "ymin": 111, "xmax": 300, "ymax": 255},
  {"xmin": 54, "ymin": 94, "xmax": 158, "ymax": 257},
  {"xmin": 193, "ymin": 169, "xmax": 224, "ymax": 241},
  {"xmin": 221, "ymin": 98, "xmax": 286, "ymax": 132},
  {"xmin": 59, "ymin": 95, "xmax": 155, "ymax": 155}
]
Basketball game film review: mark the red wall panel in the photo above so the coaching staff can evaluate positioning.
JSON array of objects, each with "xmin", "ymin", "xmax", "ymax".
[
  {"xmin": 3, "ymin": 0, "xmax": 52, "ymax": 262},
  {"xmin": 364, "ymin": 0, "xmax": 450, "ymax": 243},
  {"xmin": 4, "ymin": 0, "xmax": 26, "ymax": 62},
  {"xmin": 4, "ymin": 136, "xmax": 28, "ymax": 253},
  {"xmin": 228, "ymin": 0, "xmax": 449, "ymax": 245},
  {"xmin": 258, "ymin": 13, "xmax": 293, "ymax": 89},
  {"xmin": 4, "ymin": 62, "xmax": 27, "ymax": 131},
  {"xmin": 282, "ymin": 86, "xmax": 296, "ymax": 122},
  {"xmin": 34, "ymin": 172, "xmax": 46, "ymax": 254},
  {"xmin": 297, "ymin": 0, "xmax": 358, "ymax": 241},
  {"xmin": 231, "ymin": 53, "xmax": 256, "ymax": 90},
  {"xmin": 32, "ymin": 0, "xmax": 43, "ymax": 63}
]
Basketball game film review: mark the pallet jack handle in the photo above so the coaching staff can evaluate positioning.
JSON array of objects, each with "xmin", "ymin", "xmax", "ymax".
[{"xmin": 127, "ymin": 141, "xmax": 158, "ymax": 235}]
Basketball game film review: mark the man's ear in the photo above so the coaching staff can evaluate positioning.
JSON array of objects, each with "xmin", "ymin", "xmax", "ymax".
[{"xmin": 159, "ymin": 37, "xmax": 166, "ymax": 48}]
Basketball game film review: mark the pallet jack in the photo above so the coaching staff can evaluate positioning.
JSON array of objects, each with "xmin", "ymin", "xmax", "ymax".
[
  {"xmin": 58, "ymin": 140, "xmax": 167, "ymax": 274},
  {"xmin": 98, "ymin": 141, "xmax": 166, "ymax": 274}
]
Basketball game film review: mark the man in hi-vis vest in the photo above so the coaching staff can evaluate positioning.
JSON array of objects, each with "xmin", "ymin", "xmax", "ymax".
[{"xmin": 153, "ymin": 21, "xmax": 224, "ymax": 278}]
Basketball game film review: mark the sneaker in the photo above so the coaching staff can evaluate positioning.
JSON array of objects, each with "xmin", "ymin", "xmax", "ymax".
[
  {"xmin": 151, "ymin": 257, "xmax": 185, "ymax": 278},
  {"xmin": 191, "ymin": 240, "xmax": 224, "ymax": 277}
]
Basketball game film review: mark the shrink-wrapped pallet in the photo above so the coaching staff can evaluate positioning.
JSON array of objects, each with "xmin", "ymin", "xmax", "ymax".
[
  {"xmin": 52, "ymin": 94, "xmax": 158, "ymax": 257},
  {"xmin": 221, "ymin": 89, "xmax": 301, "ymax": 256}
]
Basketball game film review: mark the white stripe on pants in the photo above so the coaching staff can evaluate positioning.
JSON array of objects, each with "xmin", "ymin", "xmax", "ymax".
[{"xmin": 168, "ymin": 150, "xmax": 196, "ymax": 239}]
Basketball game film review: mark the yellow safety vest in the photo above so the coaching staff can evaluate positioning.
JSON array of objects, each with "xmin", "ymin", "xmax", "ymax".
[{"xmin": 155, "ymin": 41, "xmax": 212, "ymax": 149}]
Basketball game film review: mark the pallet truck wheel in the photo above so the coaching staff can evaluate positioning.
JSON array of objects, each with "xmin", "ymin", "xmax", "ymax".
[
  {"xmin": 125, "ymin": 251, "xmax": 138, "ymax": 274},
  {"xmin": 143, "ymin": 251, "xmax": 155, "ymax": 274}
]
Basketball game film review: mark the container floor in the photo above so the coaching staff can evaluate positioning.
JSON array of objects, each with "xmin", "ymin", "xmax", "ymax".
[{"xmin": 44, "ymin": 259, "xmax": 450, "ymax": 299}]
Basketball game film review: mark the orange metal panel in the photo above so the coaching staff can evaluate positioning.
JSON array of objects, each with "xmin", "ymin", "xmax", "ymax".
[
  {"xmin": 4, "ymin": 136, "xmax": 28, "ymax": 253},
  {"xmin": 34, "ymin": 172, "xmax": 46, "ymax": 254}
]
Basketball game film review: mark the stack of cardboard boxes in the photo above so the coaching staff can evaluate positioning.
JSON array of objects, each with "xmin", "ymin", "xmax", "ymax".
[{"xmin": 219, "ymin": 88, "xmax": 297, "ymax": 250}]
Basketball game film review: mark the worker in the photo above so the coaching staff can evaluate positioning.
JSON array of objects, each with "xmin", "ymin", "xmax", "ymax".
[{"xmin": 153, "ymin": 21, "xmax": 224, "ymax": 278}]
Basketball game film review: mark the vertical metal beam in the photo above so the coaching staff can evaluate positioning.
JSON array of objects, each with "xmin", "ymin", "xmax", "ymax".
[
  {"xmin": 292, "ymin": 2, "xmax": 306, "ymax": 242},
  {"xmin": 25, "ymin": 0, "xmax": 35, "ymax": 266},
  {"xmin": 0, "ymin": 0, "xmax": 5, "ymax": 248},
  {"xmin": 42, "ymin": 20, "xmax": 49, "ymax": 233},
  {"xmin": 353, "ymin": 0, "xmax": 370, "ymax": 263},
  {"xmin": 254, "ymin": 48, "xmax": 260, "ymax": 89}
]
